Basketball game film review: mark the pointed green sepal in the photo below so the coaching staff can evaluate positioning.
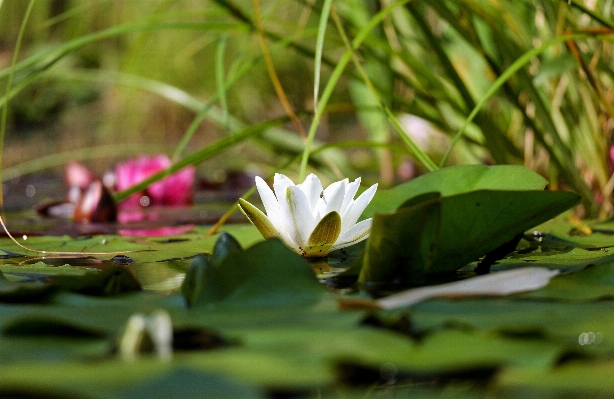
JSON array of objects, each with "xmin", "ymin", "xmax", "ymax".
[
  {"xmin": 306, "ymin": 211, "xmax": 341, "ymax": 256},
  {"xmin": 238, "ymin": 198, "xmax": 279, "ymax": 239}
]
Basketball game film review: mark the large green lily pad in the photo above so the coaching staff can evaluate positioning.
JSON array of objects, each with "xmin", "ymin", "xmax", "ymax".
[{"xmin": 360, "ymin": 189, "xmax": 580, "ymax": 283}]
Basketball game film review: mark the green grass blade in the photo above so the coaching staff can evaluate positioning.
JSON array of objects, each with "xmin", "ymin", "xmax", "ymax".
[
  {"xmin": 114, "ymin": 117, "xmax": 287, "ymax": 203},
  {"xmin": 299, "ymin": 0, "xmax": 411, "ymax": 180},
  {"xmin": 313, "ymin": 0, "xmax": 333, "ymax": 110},
  {"xmin": 330, "ymin": 5, "xmax": 437, "ymax": 172},
  {"xmin": 567, "ymin": 0, "xmax": 614, "ymax": 29},
  {"xmin": 216, "ymin": 33, "xmax": 230, "ymax": 132},
  {"xmin": 440, "ymin": 32, "xmax": 591, "ymax": 168},
  {"xmin": 2, "ymin": 144, "xmax": 162, "ymax": 182}
]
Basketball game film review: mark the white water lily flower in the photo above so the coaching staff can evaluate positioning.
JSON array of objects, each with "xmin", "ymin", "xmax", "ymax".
[{"xmin": 239, "ymin": 173, "xmax": 377, "ymax": 258}]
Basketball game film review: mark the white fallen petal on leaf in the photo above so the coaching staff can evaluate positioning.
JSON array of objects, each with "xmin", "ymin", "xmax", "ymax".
[
  {"xmin": 377, "ymin": 267, "xmax": 559, "ymax": 309},
  {"xmin": 239, "ymin": 173, "xmax": 377, "ymax": 257}
]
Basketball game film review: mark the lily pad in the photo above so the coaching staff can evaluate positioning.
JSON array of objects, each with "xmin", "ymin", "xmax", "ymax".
[
  {"xmin": 190, "ymin": 238, "xmax": 329, "ymax": 308},
  {"xmin": 497, "ymin": 360, "xmax": 614, "ymax": 397},
  {"xmin": 494, "ymin": 246, "xmax": 614, "ymax": 273},
  {"xmin": 522, "ymin": 262, "xmax": 614, "ymax": 300},
  {"xmin": 360, "ymin": 189, "xmax": 580, "ymax": 284},
  {"xmin": 362, "ymin": 164, "xmax": 549, "ymax": 218}
]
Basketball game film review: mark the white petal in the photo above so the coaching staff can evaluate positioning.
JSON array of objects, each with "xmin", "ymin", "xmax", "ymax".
[
  {"xmin": 277, "ymin": 231, "xmax": 302, "ymax": 253},
  {"xmin": 316, "ymin": 179, "xmax": 347, "ymax": 216},
  {"xmin": 274, "ymin": 188, "xmax": 299, "ymax": 250},
  {"xmin": 273, "ymin": 173, "xmax": 295, "ymax": 200},
  {"xmin": 297, "ymin": 173, "xmax": 322, "ymax": 212},
  {"xmin": 340, "ymin": 183, "xmax": 377, "ymax": 233},
  {"xmin": 333, "ymin": 218, "xmax": 372, "ymax": 250},
  {"xmin": 255, "ymin": 177, "xmax": 281, "ymax": 226},
  {"xmin": 340, "ymin": 177, "xmax": 361, "ymax": 215},
  {"xmin": 279, "ymin": 186, "xmax": 317, "ymax": 251}
]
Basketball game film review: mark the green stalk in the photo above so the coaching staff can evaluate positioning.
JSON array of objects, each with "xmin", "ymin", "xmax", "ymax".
[
  {"xmin": 171, "ymin": 28, "xmax": 319, "ymax": 159},
  {"xmin": 215, "ymin": 34, "xmax": 230, "ymax": 133},
  {"xmin": 313, "ymin": 0, "xmax": 333, "ymax": 110}
]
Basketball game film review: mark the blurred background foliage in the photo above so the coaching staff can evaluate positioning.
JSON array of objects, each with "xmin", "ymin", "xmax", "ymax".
[{"xmin": 1, "ymin": 0, "xmax": 614, "ymax": 217}]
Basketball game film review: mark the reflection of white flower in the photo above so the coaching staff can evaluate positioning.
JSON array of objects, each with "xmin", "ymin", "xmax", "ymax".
[{"xmin": 239, "ymin": 173, "xmax": 377, "ymax": 258}]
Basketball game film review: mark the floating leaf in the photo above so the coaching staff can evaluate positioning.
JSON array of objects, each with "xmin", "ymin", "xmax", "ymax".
[
  {"xmin": 112, "ymin": 369, "xmax": 266, "ymax": 399},
  {"xmin": 494, "ymin": 246, "xmax": 614, "ymax": 273},
  {"xmin": 3, "ymin": 317, "xmax": 105, "ymax": 338},
  {"xmin": 0, "ymin": 225, "xmax": 263, "ymax": 263},
  {"xmin": 0, "ymin": 279, "xmax": 54, "ymax": 303},
  {"xmin": 522, "ymin": 263, "xmax": 614, "ymax": 300},
  {"xmin": 497, "ymin": 360, "xmax": 614, "ymax": 397},
  {"xmin": 362, "ymin": 165, "xmax": 549, "ymax": 218},
  {"xmin": 209, "ymin": 232, "xmax": 243, "ymax": 267},
  {"xmin": 409, "ymin": 298, "xmax": 614, "ymax": 354},
  {"xmin": 192, "ymin": 238, "xmax": 328, "ymax": 307},
  {"xmin": 53, "ymin": 266, "xmax": 141, "ymax": 296},
  {"xmin": 182, "ymin": 233, "xmax": 243, "ymax": 307},
  {"xmin": 360, "ymin": 189, "xmax": 580, "ymax": 284}
]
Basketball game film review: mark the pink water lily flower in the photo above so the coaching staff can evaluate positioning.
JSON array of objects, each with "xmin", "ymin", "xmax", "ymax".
[
  {"xmin": 239, "ymin": 173, "xmax": 377, "ymax": 258},
  {"xmin": 115, "ymin": 154, "xmax": 195, "ymax": 208}
]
